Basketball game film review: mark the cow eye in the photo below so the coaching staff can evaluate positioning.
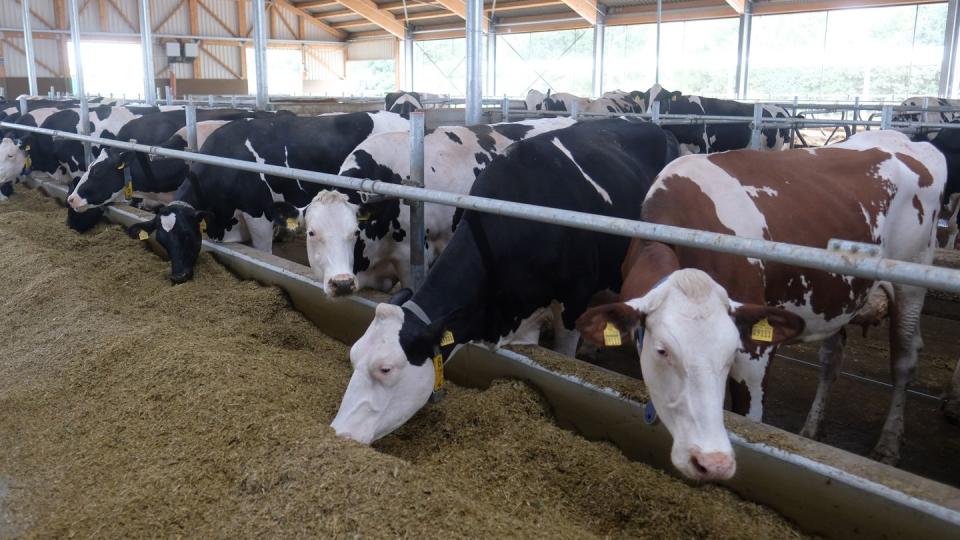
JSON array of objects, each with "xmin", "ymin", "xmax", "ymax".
[
  {"xmin": 656, "ymin": 347, "xmax": 668, "ymax": 357},
  {"xmin": 307, "ymin": 230, "xmax": 315, "ymax": 237},
  {"xmin": 379, "ymin": 367, "xmax": 391, "ymax": 374}
]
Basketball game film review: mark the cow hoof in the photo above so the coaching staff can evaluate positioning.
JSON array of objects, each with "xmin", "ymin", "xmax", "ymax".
[{"xmin": 869, "ymin": 445, "xmax": 900, "ymax": 465}]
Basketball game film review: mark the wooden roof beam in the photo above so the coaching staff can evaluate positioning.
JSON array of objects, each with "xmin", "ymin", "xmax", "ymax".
[
  {"xmin": 297, "ymin": 0, "xmax": 339, "ymax": 8},
  {"xmin": 724, "ymin": 0, "xmax": 745, "ymax": 14},
  {"xmin": 557, "ymin": 0, "xmax": 597, "ymax": 25},
  {"xmin": 335, "ymin": 0, "xmax": 406, "ymax": 38},
  {"xmin": 273, "ymin": 0, "xmax": 348, "ymax": 39},
  {"xmin": 487, "ymin": 0, "xmax": 564, "ymax": 13},
  {"xmin": 432, "ymin": 0, "xmax": 489, "ymax": 32}
]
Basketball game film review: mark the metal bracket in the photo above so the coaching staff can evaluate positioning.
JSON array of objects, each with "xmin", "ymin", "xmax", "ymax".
[{"xmin": 827, "ymin": 239, "xmax": 882, "ymax": 258}]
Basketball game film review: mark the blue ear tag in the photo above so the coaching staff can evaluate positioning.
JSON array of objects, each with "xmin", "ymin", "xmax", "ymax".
[
  {"xmin": 644, "ymin": 401, "xmax": 658, "ymax": 425},
  {"xmin": 635, "ymin": 327, "xmax": 645, "ymax": 353}
]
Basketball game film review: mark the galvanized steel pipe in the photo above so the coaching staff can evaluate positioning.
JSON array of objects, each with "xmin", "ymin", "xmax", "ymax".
[
  {"xmin": 465, "ymin": 0, "xmax": 484, "ymax": 125},
  {"xmin": 138, "ymin": 0, "xmax": 156, "ymax": 105},
  {"xmin": 6, "ymin": 121, "xmax": 960, "ymax": 295},
  {"xmin": 20, "ymin": 0, "xmax": 38, "ymax": 97},
  {"xmin": 251, "ymin": 0, "xmax": 269, "ymax": 110}
]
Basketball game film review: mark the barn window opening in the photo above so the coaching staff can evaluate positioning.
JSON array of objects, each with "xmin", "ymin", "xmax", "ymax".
[
  {"xmin": 245, "ymin": 47, "xmax": 305, "ymax": 96},
  {"xmin": 66, "ymin": 41, "xmax": 145, "ymax": 99},
  {"xmin": 346, "ymin": 60, "xmax": 395, "ymax": 96}
]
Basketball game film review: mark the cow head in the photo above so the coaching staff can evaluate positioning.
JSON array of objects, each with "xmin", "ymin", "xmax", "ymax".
[
  {"xmin": 576, "ymin": 269, "xmax": 804, "ymax": 482},
  {"xmin": 331, "ymin": 288, "xmax": 441, "ymax": 444},
  {"xmin": 0, "ymin": 137, "xmax": 29, "ymax": 187},
  {"xmin": 127, "ymin": 202, "xmax": 213, "ymax": 284},
  {"xmin": 67, "ymin": 148, "xmax": 127, "ymax": 210},
  {"xmin": 277, "ymin": 190, "xmax": 360, "ymax": 297},
  {"xmin": 646, "ymin": 84, "xmax": 682, "ymax": 114},
  {"xmin": 385, "ymin": 91, "xmax": 422, "ymax": 119}
]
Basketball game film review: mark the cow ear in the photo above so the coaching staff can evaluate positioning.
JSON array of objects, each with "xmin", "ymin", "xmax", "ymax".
[
  {"xmin": 576, "ymin": 302, "xmax": 645, "ymax": 347},
  {"xmin": 272, "ymin": 201, "xmax": 304, "ymax": 232},
  {"xmin": 730, "ymin": 302, "xmax": 805, "ymax": 347},
  {"xmin": 127, "ymin": 218, "xmax": 157, "ymax": 239},
  {"xmin": 388, "ymin": 288, "xmax": 414, "ymax": 306}
]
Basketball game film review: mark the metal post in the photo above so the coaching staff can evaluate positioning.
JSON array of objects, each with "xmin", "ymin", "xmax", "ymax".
[
  {"xmin": 164, "ymin": 85, "xmax": 173, "ymax": 105},
  {"xmin": 592, "ymin": 12, "xmax": 605, "ymax": 98},
  {"xmin": 21, "ymin": 0, "xmax": 39, "ymax": 96},
  {"xmin": 734, "ymin": 1, "xmax": 752, "ymax": 99},
  {"xmin": 570, "ymin": 100, "xmax": 580, "ymax": 120},
  {"xmin": 407, "ymin": 111, "xmax": 426, "ymax": 290},
  {"xmin": 404, "ymin": 28, "xmax": 414, "ymax": 90},
  {"xmin": 252, "ymin": 0, "xmax": 269, "ymax": 110},
  {"xmin": 852, "ymin": 96, "xmax": 860, "ymax": 135},
  {"xmin": 486, "ymin": 19, "xmax": 497, "ymax": 97},
  {"xmin": 750, "ymin": 102, "xmax": 763, "ymax": 149},
  {"xmin": 138, "ymin": 0, "xmax": 156, "ymax": 106},
  {"xmin": 881, "ymin": 105, "xmax": 893, "ymax": 130},
  {"xmin": 465, "ymin": 0, "xmax": 483, "ymax": 126},
  {"xmin": 651, "ymin": 100, "xmax": 661, "ymax": 125},
  {"xmin": 655, "ymin": 0, "xmax": 662, "ymax": 84},
  {"xmin": 940, "ymin": 0, "xmax": 959, "ymax": 98},
  {"xmin": 789, "ymin": 95, "xmax": 798, "ymax": 148},
  {"xmin": 185, "ymin": 103, "xmax": 198, "ymax": 151},
  {"xmin": 208, "ymin": 94, "xmax": 214, "ymax": 107},
  {"xmin": 48, "ymin": 87, "xmax": 54, "ymax": 98},
  {"xmin": 501, "ymin": 95, "xmax": 510, "ymax": 122},
  {"xmin": 18, "ymin": 97, "xmax": 28, "ymax": 116},
  {"xmin": 67, "ymin": 0, "xmax": 92, "ymax": 166}
]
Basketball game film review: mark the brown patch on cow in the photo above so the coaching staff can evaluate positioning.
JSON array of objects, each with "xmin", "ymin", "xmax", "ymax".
[
  {"xmin": 695, "ymin": 148, "xmax": 894, "ymax": 321},
  {"xmin": 912, "ymin": 194, "xmax": 924, "ymax": 224},
  {"xmin": 641, "ymin": 175, "xmax": 766, "ymax": 304},
  {"xmin": 895, "ymin": 152, "xmax": 934, "ymax": 187}
]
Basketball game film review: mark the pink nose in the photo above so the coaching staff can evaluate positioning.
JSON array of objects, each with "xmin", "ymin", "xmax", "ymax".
[
  {"xmin": 66, "ymin": 194, "xmax": 80, "ymax": 209},
  {"xmin": 690, "ymin": 451, "xmax": 736, "ymax": 481}
]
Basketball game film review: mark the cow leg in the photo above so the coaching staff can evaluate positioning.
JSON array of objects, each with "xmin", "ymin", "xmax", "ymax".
[
  {"xmin": 799, "ymin": 330, "xmax": 847, "ymax": 439},
  {"xmin": 942, "ymin": 358, "xmax": 960, "ymax": 424},
  {"xmin": 729, "ymin": 347, "xmax": 775, "ymax": 421},
  {"xmin": 872, "ymin": 283, "xmax": 926, "ymax": 464},
  {"xmin": 243, "ymin": 213, "xmax": 275, "ymax": 253}
]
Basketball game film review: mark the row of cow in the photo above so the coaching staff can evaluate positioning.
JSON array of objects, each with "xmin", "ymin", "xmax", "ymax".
[{"xmin": 0, "ymin": 91, "xmax": 956, "ymax": 483}]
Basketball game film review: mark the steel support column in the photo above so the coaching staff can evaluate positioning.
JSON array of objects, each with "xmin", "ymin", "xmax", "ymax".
[
  {"xmin": 465, "ymin": 0, "xmax": 483, "ymax": 125},
  {"xmin": 592, "ymin": 12, "xmax": 605, "ymax": 98},
  {"xmin": 655, "ymin": 0, "xmax": 662, "ymax": 84},
  {"xmin": 21, "ymin": 0, "xmax": 38, "ymax": 96},
  {"xmin": 941, "ymin": 0, "xmax": 960, "ymax": 98},
  {"xmin": 486, "ymin": 19, "xmax": 497, "ymax": 97},
  {"xmin": 251, "ymin": 0, "xmax": 269, "ymax": 110},
  {"xmin": 735, "ymin": 1, "xmax": 753, "ymax": 99},
  {"xmin": 404, "ymin": 28, "xmax": 414, "ymax": 90},
  {"xmin": 67, "ymin": 0, "xmax": 92, "ymax": 165},
  {"xmin": 138, "ymin": 0, "xmax": 156, "ymax": 105}
]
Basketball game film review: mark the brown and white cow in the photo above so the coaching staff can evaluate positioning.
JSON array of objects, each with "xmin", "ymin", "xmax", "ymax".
[{"xmin": 577, "ymin": 130, "xmax": 945, "ymax": 478}]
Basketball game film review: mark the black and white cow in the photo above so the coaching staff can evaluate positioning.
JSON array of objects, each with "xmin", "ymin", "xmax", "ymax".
[
  {"xmin": 329, "ymin": 118, "xmax": 680, "ymax": 444},
  {"xmin": 0, "ymin": 106, "xmax": 72, "ymax": 197},
  {"xmin": 524, "ymin": 89, "xmax": 589, "ymax": 112},
  {"xmin": 126, "ymin": 111, "xmax": 409, "ymax": 283},
  {"xmin": 646, "ymin": 85, "xmax": 790, "ymax": 153},
  {"xmin": 287, "ymin": 117, "xmax": 575, "ymax": 297},
  {"xmin": 385, "ymin": 91, "xmax": 422, "ymax": 118},
  {"xmin": 0, "ymin": 98, "xmax": 79, "ymax": 121},
  {"xmin": 584, "ymin": 90, "xmax": 648, "ymax": 115},
  {"xmin": 66, "ymin": 109, "xmax": 260, "ymax": 211}
]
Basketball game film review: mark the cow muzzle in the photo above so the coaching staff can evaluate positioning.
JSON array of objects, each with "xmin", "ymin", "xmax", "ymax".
[
  {"xmin": 66, "ymin": 193, "xmax": 87, "ymax": 211},
  {"xmin": 328, "ymin": 274, "xmax": 357, "ymax": 297},
  {"xmin": 687, "ymin": 450, "xmax": 736, "ymax": 481},
  {"xmin": 170, "ymin": 269, "xmax": 194, "ymax": 284}
]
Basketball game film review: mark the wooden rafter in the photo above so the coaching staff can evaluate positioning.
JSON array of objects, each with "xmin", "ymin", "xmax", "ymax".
[
  {"xmin": 80, "ymin": 0, "xmax": 93, "ymax": 14},
  {"xmin": 276, "ymin": 6, "xmax": 300, "ymax": 37},
  {"xmin": 197, "ymin": 0, "xmax": 238, "ymax": 36},
  {"xmin": 557, "ymin": 0, "xmax": 597, "ymax": 25},
  {"xmin": 98, "ymin": 0, "xmax": 108, "ymax": 31},
  {"xmin": 106, "ymin": 0, "xmax": 137, "ymax": 31},
  {"xmin": 396, "ymin": 9, "xmax": 452, "ymax": 22},
  {"xmin": 154, "ymin": 0, "xmax": 186, "ymax": 32},
  {"xmin": 55, "ymin": 0, "xmax": 68, "ymax": 77},
  {"xmin": 487, "ymin": 0, "xmax": 564, "ymax": 13},
  {"xmin": 331, "ymin": 18, "xmax": 375, "ymax": 29},
  {"xmin": 188, "ymin": 0, "xmax": 201, "ymax": 77},
  {"xmin": 273, "ymin": 0, "xmax": 348, "ymax": 39},
  {"xmin": 334, "ymin": 0, "xmax": 405, "ymax": 38},
  {"xmin": 237, "ymin": 0, "xmax": 248, "ymax": 79},
  {"xmin": 432, "ymin": 0, "xmax": 489, "ymax": 32},
  {"xmin": 724, "ymin": 0, "xmax": 745, "ymax": 14},
  {"xmin": 199, "ymin": 43, "xmax": 241, "ymax": 78},
  {"xmin": 299, "ymin": 0, "xmax": 339, "ymax": 8}
]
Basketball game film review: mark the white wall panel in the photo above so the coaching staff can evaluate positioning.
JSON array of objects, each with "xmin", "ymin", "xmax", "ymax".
[
  {"xmin": 152, "ymin": 0, "xmax": 191, "ymax": 34},
  {"xmin": 304, "ymin": 45, "xmax": 344, "ymax": 81},
  {"xmin": 199, "ymin": 42, "xmax": 242, "ymax": 78},
  {"xmin": 347, "ymin": 39, "xmax": 395, "ymax": 61},
  {"xmin": 198, "ymin": 0, "xmax": 241, "ymax": 38},
  {"xmin": 2, "ymin": 35, "xmax": 61, "ymax": 77}
]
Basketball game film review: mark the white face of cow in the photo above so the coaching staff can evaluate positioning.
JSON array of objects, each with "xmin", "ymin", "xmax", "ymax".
[
  {"xmin": 0, "ymin": 137, "xmax": 27, "ymax": 186},
  {"xmin": 331, "ymin": 304, "xmax": 435, "ymax": 444},
  {"xmin": 577, "ymin": 269, "xmax": 805, "ymax": 482},
  {"xmin": 303, "ymin": 190, "xmax": 360, "ymax": 297}
]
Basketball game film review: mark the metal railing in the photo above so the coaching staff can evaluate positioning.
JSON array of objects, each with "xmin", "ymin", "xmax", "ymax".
[{"xmin": 3, "ymin": 118, "xmax": 960, "ymax": 295}]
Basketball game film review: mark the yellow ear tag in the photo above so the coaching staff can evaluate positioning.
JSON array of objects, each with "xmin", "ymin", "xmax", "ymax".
[
  {"xmin": 137, "ymin": 230, "xmax": 149, "ymax": 241},
  {"xmin": 358, "ymin": 211, "xmax": 371, "ymax": 222},
  {"xmin": 603, "ymin": 322, "xmax": 622, "ymax": 347},
  {"xmin": 23, "ymin": 156, "xmax": 31, "ymax": 169},
  {"xmin": 751, "ymin": 318, "xmax": 774, "ymax": 342},
  {"xmin": 24, "ymin": 145, "xmax": 30, "ymax": 151},
  {"xmin": 432, "ymin": 353, "xmax": 444, "ymax": 391},
  {"xmin": 671, "ymin": 95, "xmax": 678, "ymax": 102},
  {"xmin": 200, "ymin": 219, "xmax": 208, "ymax": 233},
  {"xmin": 122, "ymin": 181, "xmax": 133, "ymax": 198},
  {"xmin": 286, "ymin": 217, "xmax": 299, "ymax": 231},
  {"xmin": 117, "ymin": 162, "xmax": 126, "ymax": 170},
  {"xmin": 440, "ymin": 330, "xmax": 455, "ymax": 347}
]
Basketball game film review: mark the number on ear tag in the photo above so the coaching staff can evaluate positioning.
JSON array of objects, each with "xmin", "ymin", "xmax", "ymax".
[
  {"xmin": 200, "ymin": 219, "xmax": 208, "ymax": 233},
  {"xmin": 440, "ymin": 330, "xmax": 455, "ymax": 347},
  {"xmin": 286, "ymin": 217, "xmax": 299, "ymax": 231},
  {"xmin": 603, "ymin": 322, "xmax": 622, "ymax": 347},
  {"xmin": 123, "ymin": 181, "xmax": 133, "ymax": 198},
  {"xmin": 432, "ymin": 353, "xmax": 444, "ymax": 391},
  {"xmin": 137, "ymin": 230, "xmax": 149, "ymax": 241},
  {"xmin": 751, "ymin": 318, "xmax": 774, "ymax": 342}
]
